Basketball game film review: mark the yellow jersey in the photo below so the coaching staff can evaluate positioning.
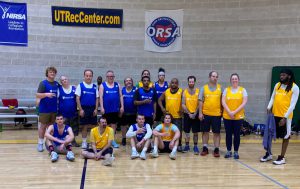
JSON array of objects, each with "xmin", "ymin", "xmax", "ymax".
[
  {"xmin": 202, "ymin": 84, "xmax": 222, "ymax": 116},
  {"xmin": 223, "ymin": 87, "xmax": 245, "ymax": 120},
  {"xmin": 90, "ymin": 126, "xmax": 114, "ymax": 149},
  {"xmin": 137, "ymin": 81, "xmax": 154, "ymax": 88},
  {"xmin": 184, "ymin": 88, "xmax": 199, "ymax": 113},
  {"xmin": 165, "ymin": 88, "xmax": 183, "ymax": 118},
  {"xmin": 161, "ymin": 123, "xmax": 175, "ymax": 141}
]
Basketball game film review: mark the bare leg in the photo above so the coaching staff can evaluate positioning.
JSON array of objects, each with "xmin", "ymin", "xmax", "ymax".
[
  {"xmin": 193, "ymin": 133, "xmax": 198, "ymax": 145},
  {"xmin": 81, "ymin": 150, "xmax": 96, "ymax": 159},
  {"xmin": 121, "ymin": 125, "xmax": 128, "ymax": 139},
  {"xmin": 213, "ymin": 133, "xmax": 220, "ymax": 148},
  {"xmin": 202, "ymin": 132, "xmax": 209, "ymax": 146},
  {"xmin": 81, "ymin": 125, "xmax": 88, "ymax": 138},
  {"xmin": 281, "ymin": 139, "xmax": 289, "ymax": 157}
]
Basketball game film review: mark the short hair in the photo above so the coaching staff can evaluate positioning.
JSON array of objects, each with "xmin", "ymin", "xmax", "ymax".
[
  {"xmin": 45, "ymin": 66, "xmax": 57, "ymax": 77},
  {"xmin": 209, "ymin": 71, "xmax": 218, "ymax": 77},
  {"xmin": 163, "ymin": 113, "xmax": 173, "ymax": 122},
  {"xmin": 56, "ymin": 114, "xmax": 63, "ymax": 118},
  {"xmin": 142, "ymin": 76, "xmax": 150, "ymax": 81},
  {"xmin": 97, "ymin": 76, "xmax": 102, "ymax": 85},
  {"xmin": 187, "ymin": 76, "xmax": 196, "ymax": 82},
  {"xmin": 84, "ymin": 69, "xmax": 93, "ymax": 76},
  {"xmin": 98, "ymin": 116, "xmax": 107, "ymax": 123},
  {"xmin": 136, "ymin": 114, "xmax": 145, "ymax": 118},
  {"xmin": 106, "ymin": 70, "xmax": 114, "ymax": 75},
  {"xmin": 124, "ymin": 77, "xmax": 133, "ymax": 84}
]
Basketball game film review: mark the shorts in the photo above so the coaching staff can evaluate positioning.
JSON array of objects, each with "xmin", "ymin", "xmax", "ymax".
[
  {"xmin": 201, "ymin": 115, "xmax": 221, "ymax": 133},
  {"xmin": 46, "ymin": 141, "xmax": 68, "ymax": 154},
  {"xmin": 183, "ymin": 113, "xmax": 200, "ymax": 133},
  {"xmin": 104, "ymin": 112, "xmax": 119, "ymax": 124},
  {"xmin": 84, "ymin": 147, "xmax": 113, "ymax": 156},
  {"xmin": 275, "ymin": 116, "xmax": 287, "ymax": 139},
  {"xmin": 155, "ymin": 107, "xmax": 164, "ymax": 122},
  {"xmin": 159, "ymin": 141, "xmax": 172, "ymax": 153},
  {"xmin": 64, "ymin": 116, "xmax": 79, "ymax": 136},
  {"xmin": 145, "ymin": 116, "xmax": 154, "ymax": 128},
  {"xmin": 39, "ymin": 113, "xmax": 56, "ymax": 125},
  {"xmin": 80, "ymin": 106, "xmax": 97, "ymax": 125},
  {"xmin": 119, "ymin": 114, "xmax": 136, "ymax": 126},
  {"xmin": 172, "ymin": 118, "xmax": 182, "ymax": 132}
]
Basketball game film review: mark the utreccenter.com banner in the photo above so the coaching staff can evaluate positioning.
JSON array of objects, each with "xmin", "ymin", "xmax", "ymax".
[{"xmin": 51, "ymin": 6, "xmax": 123, "ymax": 28}]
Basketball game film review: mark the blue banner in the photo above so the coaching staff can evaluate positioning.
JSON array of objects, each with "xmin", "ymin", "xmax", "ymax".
[
  {"xmin": 0, "ymin": 1, "xmax": 27, "ymax": 46},
  {"xmin": 52, "ymin": 6, "xmax": 123, "ymax": 28}
]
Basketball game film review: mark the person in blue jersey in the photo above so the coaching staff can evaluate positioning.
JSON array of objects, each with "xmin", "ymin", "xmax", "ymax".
[
  {"xmin": 126, "ymin": 114, "xmax": 152, "ymax": 160},
  {"xmin": 120, "ymin": 77, "xmax": 137, "ymax": 146},
  {"xmin": 154, "ymin": 68, "xmax": 168, "ymax": 123},
  {"xmin": 99, "ymin": 70, "xmax": 124, "ymax": 148},
  {"xmin": 58, "ymin": 75, "xmax": 79, "ymax": 147},
  {"xmin": 134, "ymin": 76, "xmax": 157, "ymax": 127},
  {"xmin": 75, "ymin": 69, "xmax": 99, "ymax": 149},
  {"xmin": 36, "ymin": 66, "xmax": 59, "ymax": 152},
  {"xmin": 45, "ymin": 114, "xmax": 75, "ymax": 162}
]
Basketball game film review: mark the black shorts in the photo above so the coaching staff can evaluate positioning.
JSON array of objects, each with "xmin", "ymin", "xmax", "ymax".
[
  {"xmin": 80, "ymin": 106, "xmax": 97, "ymax": 125},
  {"xmin": 155, "ymin": 106, "xmax": 164, "ymax": 122},
  {"xmin": 183, "ymin": 113, "xmax": 200, "ymax": 133},
  {"xmin": 64, "ymin": 115, "xmax": 79, "ymax": 136},
  {"xmin": 173, "ymin": 118, "xmax": 182, "ymax": 132},
  {"xmin": 84, "ymin": 147, "xmax": 113, "ymax": 156},
  {"xmin": 201, "ymin": 115, "xmax": 221, "ymax": 133},
  {"xmin": 119, "ymin": 114, "xmax": 136, "ymax": 126},
  {"xmin": 104, "ymin": 112, "xmax": 119, "ymax": 124},
  {"xmin": 275, "ymin": 116, "xmax": 287, "ymax": 139},
  {"xmin": 159, "ymin": 141, "xmax": 172, "ymax": 153},
  {"xmin": 145, "ymin": 116, "xmax": 154, "ymax": 128}
]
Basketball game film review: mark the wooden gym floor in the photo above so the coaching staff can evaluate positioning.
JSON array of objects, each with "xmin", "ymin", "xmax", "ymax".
[{"xmin": 0, "ymin": 127, "xmax": 299, "ymax": 189}]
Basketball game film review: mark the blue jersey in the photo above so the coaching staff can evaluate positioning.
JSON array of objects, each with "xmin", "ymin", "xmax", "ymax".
[
  {"xmin": 39, "ymin": 80, "xmax": 59, "ymax": 113},
  {"xmin": 135, "ymin": 88, "xmax": 156, "ymax": 117},
  {"xmin": 80, "ymin": 82, "xmax": 97, "ymax": 106},
  {"xmin": 58, "ymin": 86, "xmax": 77, "ymax": 118},
  {"xmin": 132, "ymin": 123, "xmax": 147, "ymax": 142},
  {"xmin": 122, "ymin": 86, "xmax": 137, "ymax": 114},
  {"xmin": 52, "ymin": 123, "xmax": 70, "ymax": 146},
  {"xmin": 103, "ymin": 82, "xmax": 120, "ymax": 113},
  {"xmin": 154, "ymin": 81, "xmax": 168, "ymax": 99}
]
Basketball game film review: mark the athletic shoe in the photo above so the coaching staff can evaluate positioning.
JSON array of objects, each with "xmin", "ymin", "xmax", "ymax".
[
  {"xmin": 193, "ymin": 146, "xmax": 200, "ymax": 155},
  {"xmin": 81, "ymin": 142, "xmax": 87, "ymax": 149},
  {"xmin": 177, "ymin": 145, "xmax": 183, "ymax": 152},
  {"xmin": 260, "ymin": 152, "xmax": 272, "ymax": 162},
  {"xmin": 233, "ymin": 151, "xmax": 239, "ymax": 159},
  {"xmin": 50, "ymin": 151, "xmax": 59, "ymax": 162},
  {"xmin": 224, "ymin": 151, "xmax": 232, "ymax": 158},
  {"xmin": 131, "ymin": 151, "xmax": 140, "ymax": 159},
  {"xmin": 102, "ymin": 157, "xmax": 114, "ymax": 166},
  {"xmin": 111, "ymin": 140, "xmax": 120, "ymax": 148},
  {"xmin": 273, "ymin": 156, "xmax": 286, "ymax": 165},
  {"xmin": 122, "ymin": 138, "xmax": 126, "ymax": 146},
  {"xmin": 140, "ymin": 151, "xmax": 147, "ymax": 160},
  {"xmin": 213, "ymin": 148, "xmax": 220, "ymax": 158},
  {"xmin": 200, "ymin": 146, "xmax": 209, "ymax": 156},
  {"xmin": 151, "ymin": 150, "xmax": 159, "ymax": 158},
  {"xmin": 183, "ymin": 145, "xmax": 190, "ymax": 153},
  {"xmin": 66, "ymin": 151, "xmax": 75, "ymax": 161},
  {"xmin": 169, "ymin": 151, "xmax": 177, "ymax": 160},
  {"xmin": 37, "ymin": 143, "xmax": 44, "ymax": 152}
]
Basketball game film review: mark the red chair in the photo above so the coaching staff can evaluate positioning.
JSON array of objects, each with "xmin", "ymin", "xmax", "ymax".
[{"xmin": 1, "ymin": 99, "xmax": 18, "ymax": 108}]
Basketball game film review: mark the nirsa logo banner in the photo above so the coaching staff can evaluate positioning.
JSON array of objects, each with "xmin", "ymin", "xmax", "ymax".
[{"xmin": 0, "ymin": 4, "xmax": 26, "ymax": 20}]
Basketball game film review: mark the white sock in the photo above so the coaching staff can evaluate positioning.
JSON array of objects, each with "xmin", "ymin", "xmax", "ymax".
[
  {"xmin": 132, "ymin": 147, "xmax": 137, "ymax": 152},
  {"xmin": 172, "ymin": 146, "xmax": 177, "ymax": 153},
  {"xmin": 38, "ymin": 138, "xmax": 44, "ymax": 144},
  {"xmin": 203, "ymin": 144, "xmax": 208, "ymax": 147},
  {"xmin": 82, "ymin": 138, "xmax": 87, "ymax": 143},
  {"xmin": 154, "ymin": 145, "xmax": 158, "ymax": 152},
  {"xmin": 142, "ymin": 147, "xmax": 147, "ymax": 153}
]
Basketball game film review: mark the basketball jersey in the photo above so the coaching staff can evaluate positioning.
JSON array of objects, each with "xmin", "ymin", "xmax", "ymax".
[
  {"xmin": 161, "ymin": 124, "xmax": 175, "ymax": 142},
  {"xmin": 90, "ymin": 126, "xmax": 114, "ymax": 149},
  {"xmin": 53, "ymin": 123, "xmax": 69, "ymax": 146},
  {"xmin": 273, "ymin": 82, "xmax": 295, "ymax": 119},
  {"xmin": 154, "ymin": 81, "xmax": 168, "ymax": 99},
  {"xmin": 103, "ymin": 82, "xmax": 120, "ymax": 113},
  {"xmin": 80, "ymin": 82, "xmax": 97, "ymax": 106},
  {"xmin": 122, "ymin": 86, "xmax": 137, "ymax": 114},
  {"xmin": 39, "ymin": 80, "xmax": 59, "ymax": 113},
  {"xmin": 202, "ymin": 84, "xmax": 222, "ymax": 116},
  {"xmin": 58, "ymin": 86, "xmax": 77, "ymax": 118},
  {"xmin": 132, "ymin": 123, "xmax": 147, "ymax": 142},
  {"xmin": 137, "ymin": 87, "xmax": 155, "ymax": 117},
  {"xmin": 184, "ymin": 88, "xmax": 199, "ymax": 113},
  {"xmin": 165, "ymin": 88, "xmax": 183, "ymax": 118},
  {"xmin": 137, "ymin": 81, "xmax": 154, "ymax": 88},
  {"xmin": 223, "ymin": 87, "xmax": 245, "ymax": 120}
]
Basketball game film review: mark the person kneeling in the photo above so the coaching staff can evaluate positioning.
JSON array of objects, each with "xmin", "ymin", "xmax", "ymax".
[
  {"xmin": 126, "ymin": 114, "xmax": 152, "ymax": 160},
  {"xmin": 45, "ymin": 114, "xmax": 75, "ymax": 162},
  {"xmin": 151, "ymin": 113, "xmax": 180, "ymax": 160},
  {"xmin": 81, "ymin": 117, "xmax": 114, "ymax": 166}
]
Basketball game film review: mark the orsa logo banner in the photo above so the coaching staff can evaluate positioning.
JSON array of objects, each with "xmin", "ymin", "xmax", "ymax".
[
  {"xmin": 144, "ymin": 9, "xmax": 183, "ymax": 53},
  {"xmin": 0, "ymin": 1, "xmax": 27, "ymax": 46}
]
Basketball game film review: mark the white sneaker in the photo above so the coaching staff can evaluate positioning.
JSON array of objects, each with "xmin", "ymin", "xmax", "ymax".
[
  {"xmin": 169, "ymin": 151, "xmax": 177, "ymax": 160},
  {"xmin": 140, "ymin": 151, "xmax": 147, "ymax": 160},
  {"xmin": 102, "ymin": 157, "xmax": 114, "ymax": 166},
  {"xmin": 273, "ymin": 156, "xmax": 286, "ymax": 165},
  {"xmin": 81, "ymin": 142, "xmax": 87, "ymax": 149},
  {"xmin": 66, "ymin": 151, "xmax": 75, "ymax": 161},
  {"xmin": 260, "ymin": 153, "xmax": 272, "ymax": 162},
  {"xmin": 151, "ymin": 150, "xmax": 159, "ymax": 158},
  {"xmin": 50, "ymin": 151, "xmax": 59, "ymax": 162},
  {"xmin": 131, "ymin": 151, "xmax": 140, "ymax": 159}
]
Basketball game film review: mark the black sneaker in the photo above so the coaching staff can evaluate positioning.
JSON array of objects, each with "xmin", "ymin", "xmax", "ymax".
[
  {"xmin": 273, "ymin": 155, "xmax": 286, "ymax": 165},
  {"xmin": 260, "ymin": 152, "xmax": 272, "ymax": 162},
  {"xmin": 200, "ymin": 146, "xmax": 209, "ymax": 156},
  {"xmin": 122, "ymin": 138, "xmax": 126, "ymax": 146}
]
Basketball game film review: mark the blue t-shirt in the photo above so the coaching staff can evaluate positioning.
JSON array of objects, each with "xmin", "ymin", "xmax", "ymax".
[
  {"xmin": 58, "ymin": 86, "xmax": 77, "ymax": 118},
  {"xmin": 122, "ymin": 86, "xmax": 137, "ymax": 114},
  {"xmin": 39, "ymin": 80, "xmax": 59, "ymax": 113},
  {"xmin": 52, "ymin": 123, "xmax": 70, "ymax": 146},
  {"xmin": 103, "ymin": 82, "xmax": 120, "ymax": 113}
]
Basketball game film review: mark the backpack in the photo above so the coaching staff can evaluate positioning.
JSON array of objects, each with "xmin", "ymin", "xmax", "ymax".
[{"xmin": 14, "ymin": 108, "xmax": 28, "ymax": 126}]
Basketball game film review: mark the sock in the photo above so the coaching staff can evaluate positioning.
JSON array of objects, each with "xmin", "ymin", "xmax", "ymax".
[
  {"xmin": 48, "ymin": 145, "xmax": 54, "ymax": 152},
  {"xmin": 185, "ymin": 142, "xmax": 189, "ymax": 146},
  {"xmin": 82, "ymin": 138, "xmax": 87, "ymax": 143},
  {"xmin": 132, "ymin": 147, "xmax": 137, "ymax": 152},
  {"xmin": 66, "ymin": 145, "xmax": 72, "ymax": 151},
  {"xmin": 153, "ymin": 145, "xmax": 158, "ymax": 152},
  {"xmin": 203, "ymin": 144, "xmax": 208, "ymax": 147},
  {"xmin": 172, "ymin": 146, "xmax": 177, "ymax": 153},
  {"xmin": 38, "ymin": 138, "xmax": 44, "ymax": 144},
  {"xmin": 142, "ymin": 147, "xmax": 147, "ymax": 153}
]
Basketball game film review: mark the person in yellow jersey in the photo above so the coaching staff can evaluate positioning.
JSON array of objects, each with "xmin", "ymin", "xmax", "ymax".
[
  {"xmin": 182, "ymin": 76, "xmax": 200, "ymax": 154},
  {"xmin": 136, "ymin": 69, "xmax": 154, "ymax": 88},
  {"xmin": 81, "ymin": 117, "xmax": 114, "ymax": 166},
  {"xmin": 158, "ymin": 78, "xmax": 183, "ymax": 151},
  {"xmin": 261, "ymin": 69, "xmax": 299, "ymax": 165},
  {"xmin": 222, "ymin": 73, "xmax": 248, "ymax": 159},
  {"xmin": 151, "ymin": 113, "xmax": 181, "ymax": 160},
  {"xmin": 198, "ymin": 71, "xmax": 223, "ymax": 157}
]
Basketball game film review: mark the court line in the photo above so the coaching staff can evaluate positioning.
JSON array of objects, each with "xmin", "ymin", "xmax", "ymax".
[{"xmin": 80, "ymin": 158, "xmax": 88, "ymax": 189}]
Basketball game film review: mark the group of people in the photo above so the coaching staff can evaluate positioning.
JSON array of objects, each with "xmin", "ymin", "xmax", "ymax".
[{"xmin": 36, "ymin": 66, "xmax": 299, "ymax": 166}]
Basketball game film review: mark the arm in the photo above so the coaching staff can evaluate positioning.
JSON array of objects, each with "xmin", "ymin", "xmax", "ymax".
[
  {"xmin": 45, "ymin": 125, "xmax": 64, "ymax": 144},
  {"xmin": 134, "ymin": 89, "xmax": 147, "ymax": 106},
  {"xmin": 171, "ymin": 129, "xmax": 180, "ymax": 143},
  {"xmin": 63, "ymin": 127, "xmax": 75, "ymax": 145},
  {"xmin": 284, "ymin": 85, "xmax": 299, "ymax": 118},
  {"xmin": 143, "ymin": 124, "xmax": 153, "ymax": 140},
  {"xmin": 99, "ymin": 84, "xmax": 105, "ymax": 114},
  {"xmin": 182, "ymin": 91, "xmax": 189, "ymax": 113},
  {"xmin": 222, "ymin": 95, "xmax": 231, "ymax": 115},
  {"xmin": 232, "ymin": 96, "xmax": 248, "ymax": 115},
  {"xmin": 126, "ymin": 125, "xmax": 136, "ymax": 138},
  {"xmin": 119, "ymin": 84, "xmax": 124, "ymax": 114},
  {"xmin": 267, "ymin": 85, "xmax": 276, "ymax": 113},
  {"xmin": 94, "ymin": 97, "xmax": 99, "ymax": 116},
  {"xmin": 76, "ymin": 95, "xmax": 84, "ymax": 117},
  {"xmin": 198, "ymin": 87, "xmax": 204, "ymax": 120},
  {"xmin": 158, "ymin": 92, "xmax": 166, "ymax": 113}
]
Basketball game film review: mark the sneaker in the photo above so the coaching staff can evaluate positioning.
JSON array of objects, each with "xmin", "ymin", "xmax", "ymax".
[
  {"xmin": 169, "ymin": 151, "xmax": 177, "ymax": 160},
  {"xmin": 151, "ymin": 150, "xmax": 159, "ymax": 158},
  {"xmin": 260, "ymin": 152, "xmax": 272, "ymax": 162},
  {"xmin": 111, "ymin": 140, "xmax": 120, "ymax": 148},
  {"xmin": 193, "ymin": 146, "xmax": 200, "ymax": 155},
  {"xmin": 140, "ymin": 151, "xmax": 147, "ymax": 160},
  {"xmin": 213, "ymin": 148, "xmax": 220, "ymax": 158},
  {"xmin": 102, "ymin": 156, "xmax": 114, "ymax": 166},
  {"xmin": 131, "ymin": 151, "xmax": 140, "ymax": 159},
  {"xmin": 183, "ymin": 145, "xmax": 190, "ymax": 153},
  {"xmin": 273, "ymin": 156, "xmax": 286, "ymax": 165},
  {"xmin": 66, "ymin": 151, "xmax": 75, "ymax": 161},
  {"xmin": 122, "ymin": 138, "xmax": 126, "ymax": 146},
  {"xmin": 200, "ymin": 146, "xmax": 209, "ymax": 156},
  {"xmin": 81, "ymin": 142, "xmax": 87, "ymax": 149},
  {"xmin": 177, "ymin": 145, "xmax": 183, "ymax": 152},
  {"xmin": 233, "ymin": 151, "xmax": 239, "ymax": 159},
  {"xmin": 50, "ymin": 151, "xmax": 59, "ymax": 162},
  {"xmin": 224, "ymin": 151, "xmax": 232, "ymax": 158},
  {"xmin": 37, "ymin": 143, "xmax": 44, "ymax": 152}
]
